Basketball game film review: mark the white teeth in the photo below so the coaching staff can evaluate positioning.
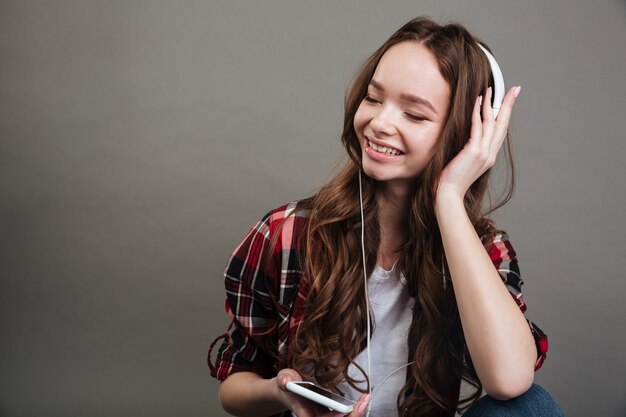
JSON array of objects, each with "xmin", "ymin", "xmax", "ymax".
[{"xmin": 368, "ymin": 140, "xmax": 401, "ymax": 156}]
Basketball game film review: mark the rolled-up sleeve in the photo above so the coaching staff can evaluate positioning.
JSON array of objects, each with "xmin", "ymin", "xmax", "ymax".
[
  {"xmin": 208, "ymin": 213, "xmax": 279, "ymax": 381},
  {"xmin": 487, "ymin": 232, "xmax": 548, "ymax": 370}
]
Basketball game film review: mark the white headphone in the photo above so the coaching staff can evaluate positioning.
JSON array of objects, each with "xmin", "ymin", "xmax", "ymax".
[{"xmin": 477, "ymin": 43, "xmax": 505, "ymax": 117}]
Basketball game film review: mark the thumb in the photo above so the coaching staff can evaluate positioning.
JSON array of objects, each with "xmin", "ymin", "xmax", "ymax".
[
  {"xmin": 276, "ymin": 368, "xmax": 302, "ymax": 391},
  {"xmin": 347, "ymin": 393, "xmax": 371, "ymax": 417}
]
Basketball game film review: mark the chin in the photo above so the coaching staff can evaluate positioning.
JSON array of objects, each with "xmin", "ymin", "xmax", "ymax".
[
  {"xmin": 362, "ymin": 167, "xmax": 396, "ymax": 183},
  {"xmin": 362, "ymin": 165, "xmax": 419, "ymax": 194},
  {"xmin": 361, "ymin": 164, "xmax": 383, "ymax": 181}
]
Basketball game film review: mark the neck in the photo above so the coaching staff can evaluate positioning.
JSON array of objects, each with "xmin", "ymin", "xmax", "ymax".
[
  {"xmin": 377, "ymin": 182, "xmax": 411, "ymax": 232},
  {"xmin": 375, "ymin": 182, "xmax": 411, "ymax": 269}
]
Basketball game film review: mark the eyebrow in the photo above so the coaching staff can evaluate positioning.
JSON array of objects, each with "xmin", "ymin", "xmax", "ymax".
[{"xmin": 369, "ymin": 79, "xmax": 438, "ymax": 115}]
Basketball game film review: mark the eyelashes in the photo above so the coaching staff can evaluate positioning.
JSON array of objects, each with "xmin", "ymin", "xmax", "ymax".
[
  {"xmin": 363, "ymin": 95, "xmax": 427, "ymax": 122},
  {"xmin": 405, "ymin": 113, "xmax": 427, "ymax": 122}
]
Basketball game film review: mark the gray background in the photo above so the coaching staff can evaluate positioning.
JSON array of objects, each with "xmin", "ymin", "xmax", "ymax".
[{"xmin": 1, "ymin": 0, "xmax": 625, "ymax": 416}]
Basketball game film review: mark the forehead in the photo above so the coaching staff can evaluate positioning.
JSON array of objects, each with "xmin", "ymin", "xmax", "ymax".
[{"xmin": 372, "ymin": 41, "xmax": 450, "ymax": 108}]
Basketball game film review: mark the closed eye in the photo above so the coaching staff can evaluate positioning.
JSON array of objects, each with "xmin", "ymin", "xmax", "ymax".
[
  {"xmin": 405, "ymin": 113, "xmax": 427, "ymax": 122},
  {"xmin": 364, "ymin": 95, "xmax": 380, "ymax": 104}
]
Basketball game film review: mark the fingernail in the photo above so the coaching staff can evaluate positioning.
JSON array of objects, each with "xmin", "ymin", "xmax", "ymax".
[
  {"xmin": 487, "ymin": 86, "xmax": 492, "ymax": 96},
  {"xmin": 514, "ymin": 85, "xmax": 522, "ymax": 98},
  {"xmin": 477, "ymin": 95, "xmax": 483, "ymax": 106},
  {"xmin": 358, "ymin": 394, "xmax": 371, "ymax": 414}
]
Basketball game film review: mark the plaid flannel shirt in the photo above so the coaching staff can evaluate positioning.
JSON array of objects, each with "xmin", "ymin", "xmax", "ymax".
[{"xmin": 208, "ymin": 201, "xmax": 548, "ymax": 406}]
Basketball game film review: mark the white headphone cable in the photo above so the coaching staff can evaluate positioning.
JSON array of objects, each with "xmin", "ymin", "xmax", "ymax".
[
  {"xmin": 365, "ymin": 361, "xmax": 415, "ymax": 417},
  {"xmin": 358, "ymin": 171, "xmax": 416, "ymax": 416},
  {"xmin": 357, "ymin": 169, "xmax": 372, "ymax": 402}
]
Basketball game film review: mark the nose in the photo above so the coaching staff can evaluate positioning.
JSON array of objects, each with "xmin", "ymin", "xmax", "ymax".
[{"xmin": 369, "ymin": 105, "xmax": 396, "ymax": 137}]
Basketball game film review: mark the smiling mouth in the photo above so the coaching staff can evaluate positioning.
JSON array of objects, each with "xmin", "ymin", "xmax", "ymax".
[{"xmin": 367, "ymin": 139, "xmax": 403, "ymax": 156}]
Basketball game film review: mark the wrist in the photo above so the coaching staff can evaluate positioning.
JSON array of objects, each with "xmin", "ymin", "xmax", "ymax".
[
  {"xmin": 435, "ymin": 188, "xmax": 465, "ymax": 213},
  {"xmin": 218, "ymin": 372, "xmax": 289, "ymax": 416},
  {"xmin": 270, "ymin": 376, "xmax": 288, "ymax": 409}
]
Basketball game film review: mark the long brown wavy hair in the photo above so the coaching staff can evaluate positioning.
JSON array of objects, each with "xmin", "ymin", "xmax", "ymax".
[{"xmin": 288, "ymin": 17, "xmax": 516, "ymax": 417}]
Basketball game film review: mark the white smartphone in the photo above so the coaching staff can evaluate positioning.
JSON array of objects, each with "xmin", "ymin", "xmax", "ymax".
[{"xmin": 285, "ymin": 381, "xmax": 356, "ymax": 414}]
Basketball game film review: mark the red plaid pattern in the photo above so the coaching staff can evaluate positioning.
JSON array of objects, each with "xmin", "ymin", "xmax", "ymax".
[
  {"xmin": 487, "ymin": 232, "xmax": 548, "ymax": 369},
  {"xmin": 208, "ymin": 201, "xmax": 548, "ymax": 398}
]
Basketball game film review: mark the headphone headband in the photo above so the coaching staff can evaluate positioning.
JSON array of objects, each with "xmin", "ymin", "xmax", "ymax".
[{"xmin": 477, "ymin": 43, "xmax": 505, "ymax": 117}]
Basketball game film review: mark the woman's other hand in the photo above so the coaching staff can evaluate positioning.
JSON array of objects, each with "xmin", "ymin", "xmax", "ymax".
[
  {"xmin": 276, "ymin": 368, "xmax": 371, "ymax": 417},
  {"xmin": 436, "ymin": 85, "xmax": 521, "ymax": 201}
]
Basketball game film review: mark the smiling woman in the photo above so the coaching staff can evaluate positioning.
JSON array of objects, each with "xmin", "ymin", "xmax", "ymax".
[{"xmin": 209, "ymin": 16, "xmax": 564, "ymax": 417}]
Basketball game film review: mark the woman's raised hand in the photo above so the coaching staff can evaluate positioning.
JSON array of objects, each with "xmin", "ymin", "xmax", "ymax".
[
  {"xmin": 275, "ymin": 368, "xmax": 371, "ymax": 417},
  {"xmin": 436, "ymin": 85, "xmax": 521, "ymax": 201}
]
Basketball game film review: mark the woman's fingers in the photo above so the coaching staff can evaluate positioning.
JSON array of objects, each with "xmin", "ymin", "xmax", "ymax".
[
  {"xmin": 481, "ymin": 86, "xmax": 496, "ymax": 149},
  {"xmin": 496, "ymin": 85, "xmax": 520, "ymax": 123},
  {"xmin": 481, "ymin": 86, "xmax": 496, "ymax": 122},
  {"xmin": 469, "ymin": 94, "xmax": 483, "ymax": 144},
  {"xmin": 276, "ymin": 369, "xmax": 324, "ymax": 417},
  {"xmin": 489, "ymin": 85, "xmax": 520, "ymax": 155},
  {"xmin": 346, "ymin": 393, "xmax": 371, "ymax": 417},
  {"xmin": 276, "ymin": 371, "xmax": 369, "ymax": 417},
  {"xmin": 277, "ymin": 368, "xmax": 302, "ymax": 389}
]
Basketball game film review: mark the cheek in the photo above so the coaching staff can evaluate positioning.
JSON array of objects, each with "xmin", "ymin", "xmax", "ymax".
[{"xmin": 353, "ymin": 103, "xmax": 368, "ymax": 135}]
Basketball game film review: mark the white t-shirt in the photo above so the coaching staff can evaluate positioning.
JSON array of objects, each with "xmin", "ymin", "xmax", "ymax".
[{"xmin": 336, "ymin": 262, "xmax": 414, "ymax": 417}]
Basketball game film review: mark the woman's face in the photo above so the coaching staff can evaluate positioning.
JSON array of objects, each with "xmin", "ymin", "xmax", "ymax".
[{"xmin": 354, "ymin": 41, "xmax": 451, "ymax": 193}]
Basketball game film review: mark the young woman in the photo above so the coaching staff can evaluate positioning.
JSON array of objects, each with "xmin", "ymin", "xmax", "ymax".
[{"xmin": 209, "ymin": 17, "xmax": 563, "ymax": 417}]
